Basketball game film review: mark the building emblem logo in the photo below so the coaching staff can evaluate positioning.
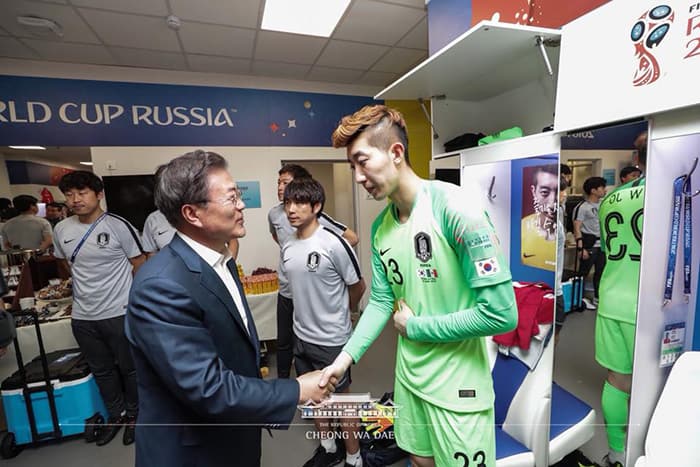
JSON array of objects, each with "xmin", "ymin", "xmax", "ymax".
[
  {"xmin": 630, "ymin": 4, "xmax": 674, "ymax": 86},
  {"xmin": 298, "ymin": 393, "xmax": 399, "ymax": 433}
]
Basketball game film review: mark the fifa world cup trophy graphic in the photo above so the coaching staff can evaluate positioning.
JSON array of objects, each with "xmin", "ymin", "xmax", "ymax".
[{"xmin": 631, "ymin": 4, "xmax": 674, "ymax": 86}]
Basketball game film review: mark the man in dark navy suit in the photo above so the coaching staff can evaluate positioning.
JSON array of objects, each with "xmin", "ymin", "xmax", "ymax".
[{"xmin": 126, "ymin": 150, "xmax": 334, "ymax": 467}]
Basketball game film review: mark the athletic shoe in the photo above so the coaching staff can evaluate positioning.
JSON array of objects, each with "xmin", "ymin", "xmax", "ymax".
[
  {"xmin": 122, "ymin": 415, "xmax": 136, "ymax": 445},
  {"xmin": 303, "ymin": 445, "xmax": 344, "ymax": 467},
  {"xmin": 582, "ymin": 297, "xmax": 597, "ymax": 310},
  {"xmin": 95, "ymin": 416, "xmax": 124, "ymax": 446},
  {"xmin": 602, "ymin": 454, "xmax": 623, "ymax": 467}
]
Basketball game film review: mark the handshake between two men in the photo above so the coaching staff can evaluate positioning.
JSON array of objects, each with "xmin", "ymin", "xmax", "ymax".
[
  {"xmin": 295, "ymin": 300, "xmax": 415, "ymax": 403},
  {"xmin": 296, "ymin": 351, "xmax": 356, "ymax": 403}
]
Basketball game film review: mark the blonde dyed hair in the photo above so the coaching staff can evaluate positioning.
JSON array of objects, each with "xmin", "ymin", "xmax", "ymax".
[{"xmin": 332, "ymin": 105, "xmax": 410, "ymax": 163}]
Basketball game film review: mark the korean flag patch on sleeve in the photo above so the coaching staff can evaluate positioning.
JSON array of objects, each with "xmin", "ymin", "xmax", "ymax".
[{"xmin": 475, "ymin": 257, "xmax": 500, "ymax": 277}]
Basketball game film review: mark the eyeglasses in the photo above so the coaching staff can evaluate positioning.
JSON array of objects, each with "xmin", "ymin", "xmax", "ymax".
[{"xmin": 197, "ymin": 188, "xmax": 243, "ymax": 207}]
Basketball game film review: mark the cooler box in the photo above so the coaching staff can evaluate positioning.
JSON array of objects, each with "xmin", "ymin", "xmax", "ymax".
[
  {"xmin": 1, "ymin": 348, "xmax": 107, "ymax": 445},
  {"xmin": 561, "ymin": 276, "xmax": 584, "ymax": 313}
]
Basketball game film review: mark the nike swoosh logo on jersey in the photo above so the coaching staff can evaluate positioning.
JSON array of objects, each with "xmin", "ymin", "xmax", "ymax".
[
  {"xmin": 379, "ymin": 248, "xmax": 391, "ymax": 256},
  {"xmin": 283, "ymin": 258, "xmax": 291, "ymax": 263},
  {"xmin": 157, "ymin": 230, "xmax": 169, "ymax": 235},
  {"xmin": 523, "ymin": 253, "xmax": 536, "ymax": 258},
  {"xmin": 63, "ymin": 239, "xmax": 75, "ymax": 244}
]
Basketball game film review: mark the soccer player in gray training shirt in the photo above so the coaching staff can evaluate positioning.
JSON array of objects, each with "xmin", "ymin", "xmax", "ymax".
[
  {"xmin": 53, "ymin": 171, "xmax": 146, "ymax": 447},
  {"xmin": 573, "ymin": 176, "xmax": 607, "ymax": 305},
  {"xmin": 268, "ymin": 164, "xmax": 358, "ymax": 379},
  {"xmin": 142, "ymin": 209, "xmax": 176, "ymax": 254},
  {"xmin": 282, "ymin": 178, "xmax": 366, "ymax": 467}
]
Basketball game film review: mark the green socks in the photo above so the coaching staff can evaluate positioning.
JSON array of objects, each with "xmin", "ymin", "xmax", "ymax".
[{"xmin": 601, "ymin": 380, "xmax": 630, "ymax": 453}]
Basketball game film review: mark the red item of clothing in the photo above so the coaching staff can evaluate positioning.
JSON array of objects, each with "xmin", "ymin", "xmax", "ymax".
[{"xmin": 493, "ymin": 282, "xmax": 554, "ymax": 350}]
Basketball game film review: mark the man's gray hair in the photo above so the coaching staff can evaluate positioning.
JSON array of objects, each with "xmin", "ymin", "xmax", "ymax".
[{"xmin": 155, "ymin": 150, "xmax": 227, "ymax": 227}]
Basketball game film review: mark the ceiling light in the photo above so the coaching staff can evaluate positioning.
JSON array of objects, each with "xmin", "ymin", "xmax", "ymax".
[
  {"xmin": 79, "ymin": 161, "xmax": 94, "ymax": 166},
  {"xmin": 17, "ymin": 15, "xmax": 64, "ymax": 37},
  {"xmin": 9, "ymin": 145, "xmax": 46, "ymax": 150},
  {"xmin": 262, "ymin": 0, "xmax": 351, "ymax": 37}
]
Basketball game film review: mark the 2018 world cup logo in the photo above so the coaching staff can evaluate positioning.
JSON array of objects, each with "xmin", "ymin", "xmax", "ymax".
[{"xmin": 631, "ymin": 5, "xmax": 674, "ymax": 86}]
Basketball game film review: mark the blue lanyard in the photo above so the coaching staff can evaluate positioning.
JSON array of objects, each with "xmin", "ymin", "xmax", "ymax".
[
  {"xmin": 664, "ymin": 176, "xmax": 692, "ymax": 304},
  {"xmin": 70, "ymin": 212, "xmax": 108, "ymax": 264}
]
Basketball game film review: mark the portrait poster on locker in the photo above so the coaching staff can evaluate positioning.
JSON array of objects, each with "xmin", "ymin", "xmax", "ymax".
[{"xmin": 520, "ymin": 164, "xmax": 557, "ymax": 271}]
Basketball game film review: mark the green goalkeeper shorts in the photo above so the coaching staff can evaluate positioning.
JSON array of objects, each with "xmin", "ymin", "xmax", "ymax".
[
  {"xmin": 595, "ymin": 314, "xmax": 636, "ymax": 374},
  {"xmin": 394, "ymin": 380, "xmax": 495, "ymax": 466}
]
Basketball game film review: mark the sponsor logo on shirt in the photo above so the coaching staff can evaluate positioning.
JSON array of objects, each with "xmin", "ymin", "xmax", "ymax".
[
  {"xmin": 96, "ymin": 232, "xmax": 110, "ymax": 248},
  {"xmin": 475, "ymin": 257, "xmax": 499, "ymax": 277},
  {"xmin": 306, "ymin": 251, "xmax": 320, "ymax": 272},
  {"xmin": 467, "ymin": 233, "xmax": 492, "ymax": 249},
  {"xmin": 63, "ymin": 238, "xmax": 75, "ymax": 244},
  {"xmin": 414, "ymin": 232, "xmax": 432, "ymax": 262}
]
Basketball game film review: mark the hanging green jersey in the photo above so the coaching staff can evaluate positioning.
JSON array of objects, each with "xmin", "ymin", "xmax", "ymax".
[
  {"xmin": 597, "ymin": 177, "xmax": 645, "ymax": 324},
  {"xmin": 344, "ymin": 180, "xmax": 515, "ymax": 413}
]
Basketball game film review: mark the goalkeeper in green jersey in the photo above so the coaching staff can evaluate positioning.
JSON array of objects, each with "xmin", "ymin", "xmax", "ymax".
[
  {"xmin": 321, "ymin": 105, "xmax": 518, "ymax": 467},
  {"xmin": 595, "ymin": 133, "xmax": 646, "ymax": 467}
]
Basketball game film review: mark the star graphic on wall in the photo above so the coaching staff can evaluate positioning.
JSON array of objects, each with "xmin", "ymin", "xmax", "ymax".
[
  {"xmin": 288, "ymin": 119, "xmax": 296, "ymax": 128},
  {"xmin": 308, "ymin": 110, "xmax": 315, "ymax": 118},
  {"xmin": 269, "ymin": 122, "xmax": 279, "ymax": 132}
]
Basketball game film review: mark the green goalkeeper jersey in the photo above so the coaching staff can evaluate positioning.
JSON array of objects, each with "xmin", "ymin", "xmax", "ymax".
[
  {"xmin": 344, "ymin": 180, "xmax": 516, "ymax": 412},
  {"xmin": 598, "ymin": 177, "xmax": 645, "ymax": 324}
]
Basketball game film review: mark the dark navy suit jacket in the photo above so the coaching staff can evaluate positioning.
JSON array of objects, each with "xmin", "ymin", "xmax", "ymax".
[{"xmin": 125, "ymin": 234, "xmax": 299, "ymax": 467}]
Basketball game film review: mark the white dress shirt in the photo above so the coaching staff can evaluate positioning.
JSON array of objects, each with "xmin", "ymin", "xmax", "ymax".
[{"xmin": 177, "ymin": 232, "xmax": 249, "ymax": 333}]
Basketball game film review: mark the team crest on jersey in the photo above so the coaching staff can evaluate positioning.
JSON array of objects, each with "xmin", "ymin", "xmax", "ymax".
[
  {"xmin": 96, "ymin": 232, "xmax": 110, "ymax": 248},
  {"xmin": 307, "ymin": 252, "xmax": 320, "ymax": 272},
  {"xmin": 414, "ymin": 232, "xmax": 432, "ymax": 262}
]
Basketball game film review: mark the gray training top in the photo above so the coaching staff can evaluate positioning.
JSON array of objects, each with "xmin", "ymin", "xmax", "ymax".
[
  {"xmin": 53, "ymin": 213, "xmax": 143, "ymax": 321},
  {"xmin": 282, "ymin": 225, "xmax": 361, "ymax": 347},
  {"xmin": 142, "ymin": 210, "xmax": 176, "ymax": 253},
  {"xmin": 2, "ymin": 214, "xmax": 52, "ymax": 250},
  {"xmin": 573, "ymin": 200, "xmax": 601, "ymax": 247},
  {"xmin": 268, "ymin": 203, "xmax": 347, "ymax": 298}
]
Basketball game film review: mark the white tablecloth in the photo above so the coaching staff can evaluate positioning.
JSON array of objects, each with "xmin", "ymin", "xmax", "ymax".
[{"xmin": 247, "ymin": 291, "xmax": 277, "ymax": 342}]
